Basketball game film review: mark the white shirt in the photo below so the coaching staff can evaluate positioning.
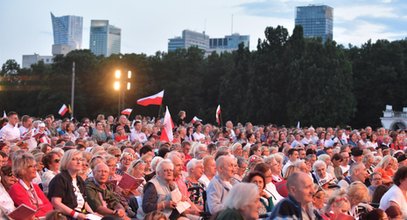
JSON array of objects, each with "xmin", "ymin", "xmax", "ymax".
[
  {"xmin": 19, "ymin": 126, "xmax": 37, "ymax": 150},
  {"xmin": 193, "ymin": 132, "xmax": 205, "ymax": 142},
  {"xmin": 198, "ymin": 174, "xmax": 211, "ymax": 189},
  {"xmin": 72, "ymin": 178, "xmax": 85, "ymax": 211},
  {"xmin": 0, "ymin": 178, "xmax": 15, "ymax": 214},
  {"xmin": 0, "ymin": 123, "xmax": 20, "ymax": 142},
  {"xmin": 379, "ymin": 185, "xmax": 407, "ymax": 219},
  {"xmin": 264, "ymin": 182, "xmax": 284, "ymax": 205},
  {"xmin": 130, "ymin": 129, "xmax": 148, "ymax": 143}
]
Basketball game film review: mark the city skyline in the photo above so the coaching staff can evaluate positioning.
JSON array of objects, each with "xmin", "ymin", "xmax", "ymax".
[{"xmin": 1, "ymin": 0, "xmax": 406, "ymax": 66}]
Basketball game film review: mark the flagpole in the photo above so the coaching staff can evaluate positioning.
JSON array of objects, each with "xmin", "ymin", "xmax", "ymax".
[
  {"xmin": 71, "ymin": 62, "xmax": 75, "ymax": 119},
  {"xmin": 157, "ymin": 99, "xmax": 163, "ymax": 119}
]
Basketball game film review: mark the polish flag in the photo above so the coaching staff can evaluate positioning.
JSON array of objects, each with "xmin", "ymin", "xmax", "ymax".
[
  {"xmin": 160, "ymin": 106, "xmax": 174, "ymax": 143},
  {"xmin": 121, "ymin": 108, "xmax": 133, "ymax": 116},
  {"xmin": 190, "ymin": 116, "xmax": 202, "ymax": 124},
  {"xmin": 137, "ymin": 90, "xmax": 164, "ymax": 106},
  {"xmin": 216, "ymin": 105, "xmax": 221, "ymax": 125},
  {"xmin": 58, "ymin": 104, "xmax": 68, "ymax": 116}
]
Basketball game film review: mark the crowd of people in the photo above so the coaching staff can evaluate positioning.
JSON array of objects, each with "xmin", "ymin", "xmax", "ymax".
[{"xmin": 0, "ymin": 110, "xmax": 406, "ymax": 220}]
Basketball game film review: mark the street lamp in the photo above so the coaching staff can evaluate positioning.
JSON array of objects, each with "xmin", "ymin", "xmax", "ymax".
[{"xmin": 113, "ymin": 69, "xmax": 131, "ymax": 115}]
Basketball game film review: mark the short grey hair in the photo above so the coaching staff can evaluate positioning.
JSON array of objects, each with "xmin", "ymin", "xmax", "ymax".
[
  {"xmin": 12, "ymin": 152, "xmax": 35, "ymax": 179},
  {"xmin": 151, "ymin": 156, "xmax": 164, "ymax": 172},
  {"xmin": 313, "ymin": 160, "xmax": 327, "ymax": 171},
  {"xmin": 223, "ymin": 182, "xmax": 258, "ymax": 210},
  {"xmin": 186, "ymin": 158, "xmax": 203, "ymax": 173},
  {"xmin": 156, "ymin": 159, "xmax": 174, "ymax": 174}
]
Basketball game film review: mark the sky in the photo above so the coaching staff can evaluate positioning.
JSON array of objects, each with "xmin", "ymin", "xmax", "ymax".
[{"xmin": 1, "ymin": 0, "xmax": 406, "ymax": 66}]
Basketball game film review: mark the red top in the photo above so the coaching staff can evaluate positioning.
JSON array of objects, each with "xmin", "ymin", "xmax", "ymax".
[{"xmin": 8, "ymin": 180, "xmax": 53, "ymax": 217}]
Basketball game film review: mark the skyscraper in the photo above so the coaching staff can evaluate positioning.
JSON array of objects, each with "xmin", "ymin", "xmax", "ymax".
[
  {"xmin": 295, "ymin": 5, "xmax": 333, "ymax": 42},
  {"xmin": 50, "ymin": 12, "xmax": 83, "ymax": 55},
  {"xmin": 168, "ymin": 30, "xmax": 209, "ymax": 52},
  {"xmin": 208, "ymin": 33, "xmax": 250, "ymax": 54},
  {"xmin": 89, "ymin": 20, "xmax": 121, "ymax": 57}
]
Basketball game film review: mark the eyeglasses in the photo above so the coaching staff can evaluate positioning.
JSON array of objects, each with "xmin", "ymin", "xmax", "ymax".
[{"xmin": 53, "ymin": 159, "xmax": 60, "ymax": 163}]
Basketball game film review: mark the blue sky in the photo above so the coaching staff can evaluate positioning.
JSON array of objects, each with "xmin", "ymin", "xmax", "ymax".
[{"xmin": 1, "ymin": 0, "xmax": 406, "ymax": 66}]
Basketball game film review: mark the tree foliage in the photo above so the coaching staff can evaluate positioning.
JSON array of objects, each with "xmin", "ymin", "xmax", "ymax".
[{"xmin": 1, "ymin": 26, "xmax": 406, "ymax": 128}]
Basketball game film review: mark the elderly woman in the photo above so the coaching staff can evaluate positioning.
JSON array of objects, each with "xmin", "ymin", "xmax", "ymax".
[
  {"xmin": 92, "ymin": 120, "xmax": 108, "ymax": 144},
  {"xmin": 41, "ymin": 151, "xmax": 61, "ymax": 194},
  {"xmin": 117, "ymin": 152, "xmax": 135, "ymax": 175},
  {"xmin": 313, "ymin": 160, "xmax": 337, "ymax": 188},
  {"xmin": 106, "ymin": 155, "xmax": 121, "ymax": 182},
  {"xmin": 324, "ymin": 190, "xmax": 352, "ymax": 219},
  {"xmin": 8, "ymin": 152, "xmax": 53, "ymax": 218},
  {"xmin": 126, "ymin": 159, "xmax": 147, "ymax": 196},
  {"xmin": 0, "ymin": 165, "xmax": 16, "ymax": 214},
  {"xmin": 312, "ymin": 186, "xmax": 328, "ymax": 219},
  {"xmin": 48, "ymin": 149, "xmax": 94, "ymax": 219},
  {"xmin": 215, "ymin": 182, "xmax": 260, "ymax": 220},
  {"xmin": 185, "ymin": 159, "xmax": 205, "ymax": 209},
  {"xmin": 375, "ymin": 155, "xmax": 397, "ymax": 185},
  {"xmin": 347, "ymin": 181, "xmax": 373, "ymax": 219},
  {"xmin": 142, "ymin": 159, "xmax": 180, "ymax": 220}
]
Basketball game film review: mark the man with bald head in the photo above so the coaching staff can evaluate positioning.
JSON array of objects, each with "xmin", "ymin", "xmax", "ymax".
[
  {"xmin": 86, "ymin": 163, "xmax": 130, "ymax": 219},
  {"xmin": 206, "ymin": 155, "xmax": 235, "ymax": 214},
  {"xmin": 269, "ymin": 172, "xmax": 316, "ymax": 220}
]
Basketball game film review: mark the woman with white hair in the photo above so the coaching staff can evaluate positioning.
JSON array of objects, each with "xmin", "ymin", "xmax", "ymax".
[
  {"xmin": 215, "ymin": 182, "xmax": 260, "ymax": 220},
  {"xmin": 313, "ymin": 160, "xmax": 337, "ymax": 188},
  {"xmin": 142, "ymin": 159, "xmax": 180, "ymax": 220},
  {"xmin": 185, "ymin": 159, "xmax": 205, "ymax": 209}
]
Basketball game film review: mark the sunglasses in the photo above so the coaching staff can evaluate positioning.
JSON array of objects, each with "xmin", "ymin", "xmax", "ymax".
[{"xmin": 53, "ymin": 159, "xmax": 60, "ymax": 163}]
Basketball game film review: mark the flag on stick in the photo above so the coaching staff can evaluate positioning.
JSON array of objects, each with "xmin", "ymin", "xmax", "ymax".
[
  {"xmin": 296, "ymin": 121, "xmax": 301, "ymax": 129},
  {"xmin": 137, "ymin": 90, "xmax": 164, "ymax": 106},
  {"xmin": 58, "ymin": 104, "xmax": 68, "ymax": 116},
  {"xmin": 190, "ymin": 116, "xmax": 202, "ymax": 124},
  {"xmin": 216, "ymin": 105, "xmax": 221, "ymax": 125},
  {"xmin": 121, "ymin": 108, "xmax": 133, "ymax": 116},
  {"xmin": 160, "ymin": 106, "xmax": 174, "ymax": 143},
  {"xmin": 2, "ymin": 111, "xmax": 6, "ymax": 118}
]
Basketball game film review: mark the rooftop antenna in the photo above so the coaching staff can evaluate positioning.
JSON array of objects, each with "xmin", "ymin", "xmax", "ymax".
[
  {"xmin": 204, "ymin": 18, "xmax": 207, "ymax": 35},
  {"xmin": 231, "ymin": 14, "xmax": 234, "ymax": 34}
]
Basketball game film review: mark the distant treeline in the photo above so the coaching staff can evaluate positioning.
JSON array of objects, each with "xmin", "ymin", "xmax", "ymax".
[{"xmin": 1, "ymin": 25, "xmax": 407, "ymax": 128}]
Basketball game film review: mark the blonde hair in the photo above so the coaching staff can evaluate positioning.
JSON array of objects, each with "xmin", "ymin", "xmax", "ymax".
[{"xmin": 347, "ymin": 181, "xmax": 370, "ymax": 205}]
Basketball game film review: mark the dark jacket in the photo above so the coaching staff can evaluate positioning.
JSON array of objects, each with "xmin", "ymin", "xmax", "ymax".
[
  {"xmin": 268, "ymin": 195, "xmax": 302, "ymax": 219},
  {"xmin": 48, "ymin": 170, "xmax": 86, "ymax": 211}
]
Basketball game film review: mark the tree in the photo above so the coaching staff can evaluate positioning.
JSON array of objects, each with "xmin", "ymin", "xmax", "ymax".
[{"xmin": 1, "ymin": 59, "xmax": 20, "ymax": 75}]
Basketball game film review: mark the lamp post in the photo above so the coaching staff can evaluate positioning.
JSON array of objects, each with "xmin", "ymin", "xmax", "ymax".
[{"xmin": 113, "ymin": 69, "xmax": 132, "ymax": 116}]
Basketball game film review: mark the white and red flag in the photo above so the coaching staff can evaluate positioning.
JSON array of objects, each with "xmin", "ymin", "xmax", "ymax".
[
  {"xmin": 58, "ymin": 104, "xmax": 68, "ymax": 116},
  {"xmin": 160, "ymin": 106, "xmax": 174, "ymax": 143},
  {"xmin": 121, "ymin": 108, "xmax": 133, "ymax": 116},
  {"xmin": 2, "ymin": 111, "xmax": 6, "ymax": 118},
  {"xmin": 216, "ymin": 105, "xmax": 221, "ymax": 125},
  {"xmin": 190, "ymin": 116, "xmax": 202, "ymax": 124},
  {"xmin": 137, "ymin": 90, "xmax": 164, "ymax": 106}
]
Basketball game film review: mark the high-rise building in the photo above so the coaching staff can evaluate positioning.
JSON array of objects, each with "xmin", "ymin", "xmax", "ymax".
[
  {"xmin": 168, "ymin": 30, "xmax": 209, "ymax": 52},
  {"xmin": 208, "ymin": 33, "xmax": 250, "ymax": 54},
  {"xmin": 51, "ymin": 12, "xmax": 83, "ymax": 55},
  {"xmin": 89, "ymin": 20, "xmax": 121, "ymax": 57},
  {"xmin": 295, "ymin": 5, "xmax": 333, "ymax": 42}
]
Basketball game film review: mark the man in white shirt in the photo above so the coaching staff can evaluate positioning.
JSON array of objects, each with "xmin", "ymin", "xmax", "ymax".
[
  {"xmin": 0, "ymin": 112, "xmax": 20, "ymax": 143},
  {"xmin": 19, "ymin": 115, "xmax": 37, "ymax": 150},
  {"xmin": 282, "ymin": 148, "xmax": 299, "ymax": 177},
  {"xmin": 130, "ymin": 120, "xmax": 147, "ymax": 143}
]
